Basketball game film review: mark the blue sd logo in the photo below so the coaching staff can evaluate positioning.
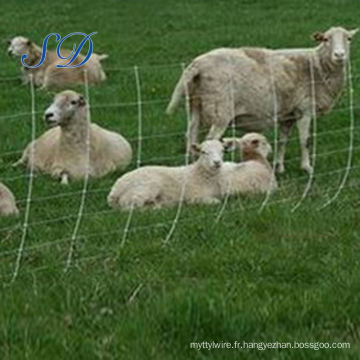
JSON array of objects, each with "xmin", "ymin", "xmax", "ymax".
[{"xmin": 21, "ymin": 32, "xmax": 97, "ymax": 69}]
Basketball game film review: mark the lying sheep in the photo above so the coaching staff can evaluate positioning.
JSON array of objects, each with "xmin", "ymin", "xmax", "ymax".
[
  {"xmin": 0, "ymin": 182, "xmax": 19, "ymax": 217},
  {"xmin": 108, "ymin": 140, "xmax": 225, "ymax": 210},
  {"xmin": 8, "ymin": 36, "xmax": 108, "ymax": 89},
  {"xmin": 14, "ymin": 90, "xmax": 132, "ymax": 184},
  {"xmin": 166, "ymin": 27, "xmax": 358, "ymax": 174},
  {"xmin": 221, "ymin": 133, "xmax": 277, "ymax": 196}
]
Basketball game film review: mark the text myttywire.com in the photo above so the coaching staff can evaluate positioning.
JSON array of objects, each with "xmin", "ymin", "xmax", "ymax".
[{"xmin": 190, "ymin": 341, "xmax": 350, "ymax": 351}]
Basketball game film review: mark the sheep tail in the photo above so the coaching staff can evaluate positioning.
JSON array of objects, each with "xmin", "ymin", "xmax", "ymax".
[
  {"xmin": 96, "ymin": 54, "xmax": 109, "ymax": 61},
  {"xmin": 166, "ymin": 63, "xmax": 199, "ymax": 115}
]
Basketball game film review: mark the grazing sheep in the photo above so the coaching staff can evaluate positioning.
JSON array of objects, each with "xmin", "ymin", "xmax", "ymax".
[
  {"xmin": 0, "ymin": 182, "xmax": 19, "ymax": 217},
  {"xmin": 8, "ymin": 36, "xmax": 108, "ymax": 89},
  {"xmin": 221, "ymin": 133, "xmax": 277, "ymax": 197},
  {"xmin": 108, "ymin": 140, "xmax": 226, "ymax": 210},
  {"xmin": 14, "ymin": 90, "xmax": 132, "ymax": 184},
  {"xmin": 166, "ymin": 27, "xmax": 358, "ymax": 174}
]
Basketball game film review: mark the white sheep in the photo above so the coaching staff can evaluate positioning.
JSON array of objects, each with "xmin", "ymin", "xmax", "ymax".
[
  {"xmin": 108, "ymin": 140, "xmax": 226, "ymax": 210},
  {"xmin": 14, "ymin": 90, "xmax": 132, "ymax": 184},
  {"xmin": 0, "ymin": 182, "xmax": 19, "ymax": 217},
  {"xmin": 221, "ymin": 133, "xmax": 277, "ymax": 197},
  {"xmin": 8, "ymin": 36, "xmax": 108, "ymax": 89},
  {"xmin": 166, "ymin": 27, "xmax": 358, "ymax": 174}
]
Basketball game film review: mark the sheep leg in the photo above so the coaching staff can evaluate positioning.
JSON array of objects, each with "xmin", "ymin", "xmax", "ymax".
[
  {"xmin": 192, "ymin": 196, "xmax": 221, "ymax": 205},
  {"xmin": 186, "ymin": 110, "xmax": 200, "ymax": 154},
  {"xmin": 206, "ymin": 124, "xmax": 227, "ymax": 140},
  {"xmin": 12, "ymin": 152, "xmax": 27, "ymax": 168},
  {"xmin": 204, "ymin": 197, "xmax": 221, "ymax": 205},
  {"xmin": 297, "ymin": 114, "xmax": 313, "ymax": 174},
  {"xmin": 276, "ymin": 120, "xmax": 295, "ymax": 173},
  {"xmin": 60, "ymin": 172, "xmax": 69, "ymax": 185},
  {"xmin": 39, "ymin": 71, "xmax": 51, "ymax": 90},
  {"xmin": 12, "ymin": 158, "xmax": 25, "ymax": 168},
  {"xmin": 21, "ymin": 72, "xmax": 30, "ymax": 85}
]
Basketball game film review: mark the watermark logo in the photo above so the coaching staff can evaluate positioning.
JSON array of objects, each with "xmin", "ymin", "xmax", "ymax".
[{"xmin": 21, "ymin": 32, "xmax": 97, "ymax": 69}]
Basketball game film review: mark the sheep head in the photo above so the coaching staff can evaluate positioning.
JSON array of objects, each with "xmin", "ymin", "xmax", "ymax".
[
  {"xmin": 7, "ymin": 36, "xmax": 33, "ymax": 57},
  {"xmin": 312, "ymin": 27, "xmax": 358, "ymax": 64},
  {"xmin": 44, "ymin": 90, "xmax": 87, "ymax": 127},
  {"xmin": 223, "ymin": 133, "xmax": 272, "ymax": 159},
  {"xmin": 191, "ymin": 140, "xmax": 224, "ymax": 172}
]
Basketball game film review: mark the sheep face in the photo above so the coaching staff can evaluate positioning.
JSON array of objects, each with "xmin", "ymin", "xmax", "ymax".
[
  {"xmin": 313, "ymin": 27, "xmax": 358, "ymax": 64},
  {"xmin": 44, "ymin": 91, "xmax": 86, "ymax": 127},
  {"xmin": 223, "ymin": 133, "xmax": 272, "ymax": 159},
  {"xmin": 191, "ymin": 140, "xmax": 224, "ymax": 171},
  {"xmin": 240, "ymin": 133, "xmax": 272, "ymax": 159},
  {"xmin": 8, "ymin": 36, "xmax": 31, "ymax": 57}
]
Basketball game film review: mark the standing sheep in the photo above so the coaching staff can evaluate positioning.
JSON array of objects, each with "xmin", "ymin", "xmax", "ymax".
[
  {"xmin": 221, "ymin": 133, "xmax": 277, "ymax": 196},
  {"xmin": 8, "ymin": 36, "xmax": 108, "ymax": 89},
  {"xmin": 166, "ymin": 27, "xmax": 358, "ymax": 174},
  {"xmin": 108, "ymin": 140, "xmax": 226, "ymax": 210},
  {"xmin": 14, "ymin": 90, "xmax": 132, "ymax": 184},
  {"xmin": 0, "ymin": 182, "xmax": 19, "ymax": 217}
]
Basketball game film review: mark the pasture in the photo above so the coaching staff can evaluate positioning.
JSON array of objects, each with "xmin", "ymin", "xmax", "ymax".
[{"xmin": 1, "ymin": 0, "xmax": 360, "ymax": 359}]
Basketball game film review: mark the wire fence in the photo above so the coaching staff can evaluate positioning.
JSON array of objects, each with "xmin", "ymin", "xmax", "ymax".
[{"xmin": 0, "ymin": 57, "xmax": 359, "ymax": 281}]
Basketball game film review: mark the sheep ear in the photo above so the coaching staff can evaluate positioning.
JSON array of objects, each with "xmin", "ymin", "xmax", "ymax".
[
  {"xmin": 190, "ymin": 144, "xmax": 201, "ymax": 154},
  {"xmin": 222, "ymin": 138, "xmax": 237, "ymax": 152},
  {"xmin": 78, "ymin": 95, "xmax": 86, "ymax": 106},
  {"xmin": 349, "ymin": 28, "xmax": 359, "ymax": 38},
  {"xmin": 312, "ymin": 32, "xmax": 325, "ymax": 42}
]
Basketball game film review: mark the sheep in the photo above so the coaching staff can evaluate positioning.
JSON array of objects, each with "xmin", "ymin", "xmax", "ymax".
[
  {"xmin": 14, "ymin": 90, "xmax": 132, "ymax": 184},
  {"xmin": 0, "ymin": 182, "xmax": 19, "ymax": 217},
  {"xmin": 108, "ymin": 140, "xmax": 226, "ymax": 210},
  {"xmin": 7, "ymin": 36, "xmax": 108, "ymax": 89},
  {"xmin": 221, "ymin": 133, "xmax": 277, "ymax": 197},
  {"xmin": 166, "ymin": 26, "xmax": 358, "ymax": 174}
]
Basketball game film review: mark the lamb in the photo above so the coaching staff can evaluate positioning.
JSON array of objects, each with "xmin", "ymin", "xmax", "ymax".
[
  {"xmin": 7, "ymin": 36, "xmax": 108, "ymax": 89},
  {"xmin": 108, "ymin": 140, "xmax": 226, "ymax": 210},
  {"xmin": 0, "ymin": 182, "xmax": 19, "ymax": 217},
  {"xmin": 221, "ymin": 133, "xmax": 277, "ymax": 197},
  {"xmin": 166, "ymin": 27, "xmax": 358, "ymax": 174},
  {"xmin": 14, "ymin": 90, "xmax": 132, "ymax": 184}
]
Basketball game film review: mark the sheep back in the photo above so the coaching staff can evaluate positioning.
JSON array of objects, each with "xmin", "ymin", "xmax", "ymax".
[
  {"xmin": 21, "ymin": 124, "xmax": 132, "ymax": 180},
  {"xmin": 221, "ymin": 161, "xmax": 277, "ymax": 196},
  {"xmin": 0, "ymin": 182, "xmax": 19, "ymax": 216}
]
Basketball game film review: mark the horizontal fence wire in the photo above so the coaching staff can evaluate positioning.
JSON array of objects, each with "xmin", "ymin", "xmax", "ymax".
[
  {"xmin": 0, "ymin": 179, "xmax": 359, "ymax": 282},
  {"xmin": 0, "ymin": 57, "xmax": 359, "ymax": 282},
  {"xmin": 0, "ymin": 163, "xmax": 359, "ymax": 246}
]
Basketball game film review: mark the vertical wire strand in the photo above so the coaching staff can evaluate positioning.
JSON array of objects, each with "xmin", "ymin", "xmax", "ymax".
[
  {"xmin": 291, "ymin": 55, "xmax": 317, "ymax": 212},
  {"xmin": 183, "ymin": 63, "xmax": 191, "ymax": 167},
  {"xmin": 163, "ymin": 63, "xmax": 191, "ymax": 245},
  {"xmin": 135, "ymin": 66, "xmax": 143, "ymax": 169},
  {"xmin": 10, "ymin": 74, "xmax": 36, "ymax": 283},
  {"xmin": 319, "ymin": 53, "xmax": 354, "ymax": 209},
  {"xmin": 214, "ymin": 70, "xmax": 237, "ymax": 224},
  {"xmin": 64, "ymin": 70, "xmax": 91, "ymax": 272},
  {"xmin": 259, "ymin": 57, "xmax": 279, "ymax": 213},
  {"xmin": 121, "ymin": 66, "xmax": 143, "ymax": 248}
]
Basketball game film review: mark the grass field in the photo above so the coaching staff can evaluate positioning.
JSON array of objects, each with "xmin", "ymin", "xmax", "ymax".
[{"xmin": 1, "ymin": 0, "xmax": 360, "ymax": 359}]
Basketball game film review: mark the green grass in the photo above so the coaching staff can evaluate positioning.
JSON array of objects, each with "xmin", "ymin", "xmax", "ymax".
[{"xmin": 1, "ymin": 0, "xmax": 360, "ymax": 359}]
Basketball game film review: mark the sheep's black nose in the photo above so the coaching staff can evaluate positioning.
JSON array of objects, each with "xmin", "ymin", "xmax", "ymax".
[{"xmin": 45, "ymin": 113, "xmax": 54, "ymax": 121}]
